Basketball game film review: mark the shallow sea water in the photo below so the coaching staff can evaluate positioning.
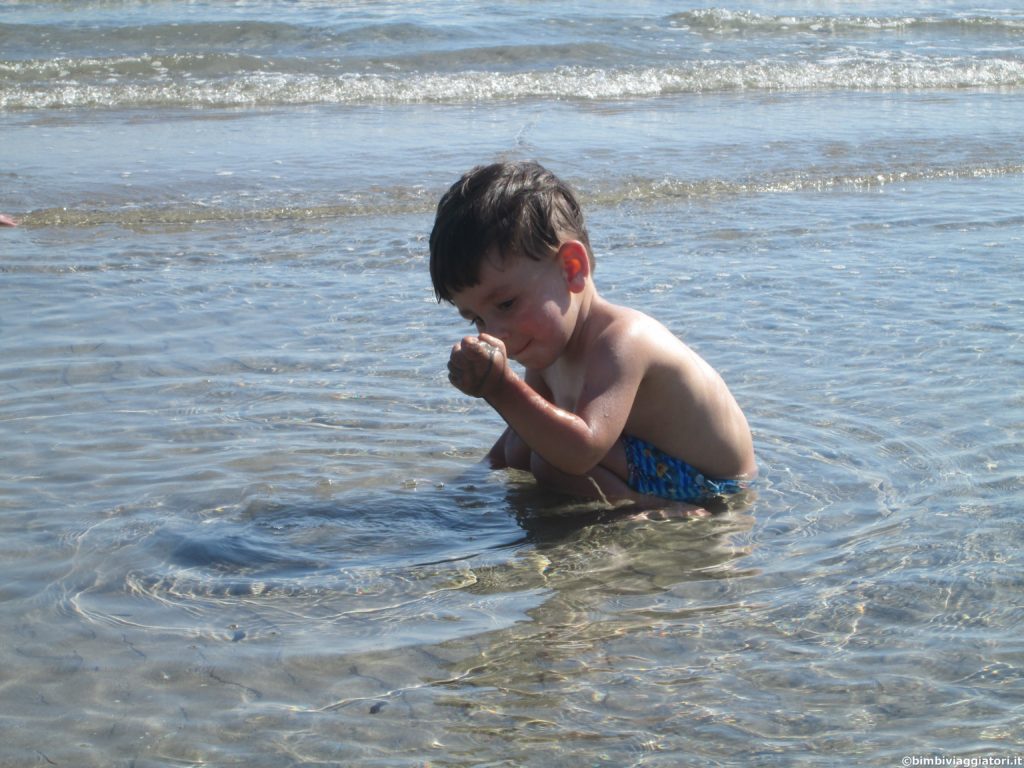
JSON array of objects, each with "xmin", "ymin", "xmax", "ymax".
[{"xmin": 2, "ymin": 1, "xmax": 1023, "ymax": 765}]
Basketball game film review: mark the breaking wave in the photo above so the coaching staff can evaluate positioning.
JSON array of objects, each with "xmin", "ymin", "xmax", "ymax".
[{"xmin": 3, "ymin": 56, "xmax": 1023, "ymax": 111}]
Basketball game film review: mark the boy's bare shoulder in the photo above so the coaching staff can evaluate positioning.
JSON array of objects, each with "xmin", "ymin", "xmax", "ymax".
[
  {"xmin": 593, "ymin": 300, "xmax": 689, "ymax": 360},
  {"xmin": 594, "ymin": 301, "xmax": 723, "ymax": 404}
]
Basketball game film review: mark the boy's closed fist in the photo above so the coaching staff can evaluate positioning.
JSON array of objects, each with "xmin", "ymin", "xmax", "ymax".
[{"xmin": 447, "ymin": 333, "xmax": 507, "ymax": 398}]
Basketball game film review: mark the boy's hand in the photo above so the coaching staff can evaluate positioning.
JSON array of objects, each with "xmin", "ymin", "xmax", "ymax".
[{"xmin": 447, "ymin": 333, "xmax": 508, "ymax": 398}]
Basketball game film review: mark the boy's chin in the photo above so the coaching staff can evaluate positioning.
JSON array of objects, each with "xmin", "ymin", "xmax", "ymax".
[
  {"xmin": 508, "ymin": 341, "xmax": 533, "ymax": 365},
  {"xmin": 512, "ymin": 343, "xmax": 552, "ymax": 370}
]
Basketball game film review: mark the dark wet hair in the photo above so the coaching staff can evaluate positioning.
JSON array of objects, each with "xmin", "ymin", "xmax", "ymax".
[{"xmin": 429, "ymin": 161, "xmax": 591, "ymax": 302}]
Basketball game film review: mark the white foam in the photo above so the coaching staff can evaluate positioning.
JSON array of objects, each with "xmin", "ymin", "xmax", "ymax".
[{"xmin": 4, "ymin": 56, "xmax": 1023, "ymax": 111}]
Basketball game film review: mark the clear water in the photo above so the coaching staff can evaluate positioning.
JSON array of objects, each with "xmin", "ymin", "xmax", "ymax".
[{"xmin": 1, "ymin": 1, "xmax": 1022, "ymax": 765}]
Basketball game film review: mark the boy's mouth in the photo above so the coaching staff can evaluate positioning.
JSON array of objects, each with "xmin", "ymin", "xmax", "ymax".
[{"xmin": 509, "ymin": 340, "xmax": 531, "ymax": 359}]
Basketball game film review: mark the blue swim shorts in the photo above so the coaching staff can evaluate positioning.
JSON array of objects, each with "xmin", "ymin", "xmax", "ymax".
[{"xmin": 623, "ymin": 435, "xmax": 750, "ymax": 503}]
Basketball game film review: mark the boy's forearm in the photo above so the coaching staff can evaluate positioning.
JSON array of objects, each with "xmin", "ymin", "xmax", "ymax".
[{"xmin": 485, "ymin": 374, "xmax": 604, "ymax": 475}]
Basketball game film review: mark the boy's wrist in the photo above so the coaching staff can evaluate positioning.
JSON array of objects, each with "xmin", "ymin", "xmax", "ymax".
[{"xmin": 480, "ymin": 354, "xmax": 513, "ymax": 401}]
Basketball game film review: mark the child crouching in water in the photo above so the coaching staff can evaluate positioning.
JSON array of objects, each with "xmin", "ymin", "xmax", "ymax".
[{"xmin": 430, "ymin": 161, "xmax": 755, "ymax": 510}]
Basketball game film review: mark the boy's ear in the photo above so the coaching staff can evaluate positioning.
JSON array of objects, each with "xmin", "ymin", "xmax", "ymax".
[{"xmin": 558, "ymin": 241, "xmax": 590, "ymax": 293}]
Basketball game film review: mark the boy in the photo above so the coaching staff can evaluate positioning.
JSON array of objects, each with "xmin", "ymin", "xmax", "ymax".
[{"xmin": 430, "ymin": 161, "xmax": 755, "ymax": 508}]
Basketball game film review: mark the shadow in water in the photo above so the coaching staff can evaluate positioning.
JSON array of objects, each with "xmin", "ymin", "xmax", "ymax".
[{"xmin": 61, "ymin": 466, "xmax": 760, "ymax": 650}]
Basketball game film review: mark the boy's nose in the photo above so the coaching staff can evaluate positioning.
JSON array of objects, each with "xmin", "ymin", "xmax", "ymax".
[{"xmin": 487, "ymin": 320, "xmax": 511, "ymax": 344}]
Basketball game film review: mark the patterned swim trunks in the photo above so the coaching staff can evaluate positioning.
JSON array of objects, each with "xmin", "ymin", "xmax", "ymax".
[{"xmin": 622, "ymin": 435, "xmax": 750, "ymax": 503}]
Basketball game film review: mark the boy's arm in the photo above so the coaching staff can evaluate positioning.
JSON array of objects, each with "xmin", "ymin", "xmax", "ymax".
[
  {"xmin": 448, "ymin": 333, "xmax": 641, "ymax": 476},
  {"xmin": 485, "ymin": 372, "xmax": 624, "ymax": 475}
]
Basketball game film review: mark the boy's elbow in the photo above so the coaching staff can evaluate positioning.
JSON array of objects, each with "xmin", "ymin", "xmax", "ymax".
[
  {"xmin": 541, "ymin": 444, "xmax": 605, "ymax": 477},
  {"xmin": 527, "ymin": 425, "xmax": 609, "ymax": 477},
  {"xmin": 559, "ymin": 456, "xmax": 601, "ymax": 477},
  {"xmin": 531, "ymin": 452, "xmax": 594, "ymax": 487}
]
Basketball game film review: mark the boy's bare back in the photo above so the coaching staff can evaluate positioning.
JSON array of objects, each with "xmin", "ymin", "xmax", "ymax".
[{"xmin": 549, "ymin": 294, "xmax": 756, "ymax": 482}]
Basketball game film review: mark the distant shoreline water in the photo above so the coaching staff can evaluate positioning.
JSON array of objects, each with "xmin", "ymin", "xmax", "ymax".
[{"xmin": 4, "ymin": 7, "xmax": 1024, "ymax": 112}]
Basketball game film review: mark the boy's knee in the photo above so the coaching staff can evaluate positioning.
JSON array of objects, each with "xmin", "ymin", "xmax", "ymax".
[
  {"xmin": 530, "ymin": 451, "xmax": 566, "ymax": 489},
  {"xmin": 504, "ymin": 430, "xmax": 532, "ymax": 471}
]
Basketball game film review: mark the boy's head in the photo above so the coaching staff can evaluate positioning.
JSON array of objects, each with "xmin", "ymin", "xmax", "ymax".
[{"xmin": 429, "ymin": 161, "xmax": 592, "ymax": 303}]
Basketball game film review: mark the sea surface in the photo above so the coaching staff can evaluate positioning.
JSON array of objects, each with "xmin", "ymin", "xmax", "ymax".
[{"xmin": 1, "ymin": 1, "xmax": 1022, "ymax": 765}]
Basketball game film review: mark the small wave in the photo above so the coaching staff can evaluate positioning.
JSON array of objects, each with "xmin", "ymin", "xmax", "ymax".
[
  {"xmin": 13, "ymin": 162, "xmax": 1023, "ymax": 230},
  {"xmin": 599, "ymin": 163, "xmax": 1024, "ymax": 203},
  {"xmin": 0, "ymin": 19, "xmax": 451, "ymax": 57},
  {"xmin": 670, "ymin": 9, "xmax": 1024, "ymax": 36},
  {"xmin": 5, "ymin": 12, "xmax": 1021, "ymax": 60},
  {"xmin": 3, "ymin": 56, "xmax": 1023, "ymax": 111},
  {"xmin": 15, "ymin": 195, "xmax": 433, "ymax": 229},
  {"xmin": 0, "ymin": 52, "xmax": 315, "ymax": 83}
]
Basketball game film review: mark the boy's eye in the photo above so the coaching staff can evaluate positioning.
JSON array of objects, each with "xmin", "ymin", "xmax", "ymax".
[{"xmin": 497, "ymin": 298, "xmax": 515, "ymax": 311}]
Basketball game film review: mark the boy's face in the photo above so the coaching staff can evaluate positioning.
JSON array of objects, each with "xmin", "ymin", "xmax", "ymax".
[{"xmin": 450, "ymin": 249, "xmax": 575, "ymax": 371}]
